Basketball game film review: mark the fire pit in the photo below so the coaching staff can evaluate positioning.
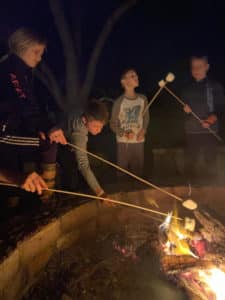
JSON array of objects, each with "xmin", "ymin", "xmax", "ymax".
[
  {"xmin": 24, "ymin": 208, "xmax": 188, "ymax": 300},
  {"xmin": 1, "ymin": 185, "xmax": 225, "ymax": 300}
]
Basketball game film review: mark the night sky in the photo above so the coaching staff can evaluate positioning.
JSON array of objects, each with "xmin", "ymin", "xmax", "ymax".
[{"xmin": 1, "ymin": 0, "xmax": 225, "ymax": 95}]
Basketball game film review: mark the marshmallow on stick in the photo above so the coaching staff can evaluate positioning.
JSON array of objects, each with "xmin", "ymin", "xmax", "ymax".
[
  {"xmin": 166, "ymin": 72, "xmax": 175, "ymax": 82},
  {"xmin": 143, "ymin": 72, "xmax": 175, "ymax": 115}
]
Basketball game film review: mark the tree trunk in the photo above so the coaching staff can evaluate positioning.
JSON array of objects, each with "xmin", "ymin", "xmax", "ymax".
[
  {"xmin": 80, "ymin": 0, "xmax": 138, "ymax": 103},
  {"xmin": 38, "ymin": 0, "xmax": 139, "ymax": 113},
  {"xmin": 35, "ymin": 64, "xmax": 65, "ymax": 111},
  {"xmin": 49, "ymin": 0, "xmax": 80, "ymax": 107}
]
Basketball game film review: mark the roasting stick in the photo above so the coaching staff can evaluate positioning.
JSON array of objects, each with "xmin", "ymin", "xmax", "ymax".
[
  {"xmin": 142, "ymin": 85, "xmax": 164, "ymax": 116},
  {"xmin": 67, "ymin": 143, "xmax": 197, "ymax": 210},
  {"xmin": 163, "ymin": 85, "xmax": 224, "ymax": 143},
  {"xmin": 0, "ymin": 182, "xmax": 181, "ymax": 220},
  {"xmin": 142, "ymin": 72, "xmax": 175, "ymax": 116}
]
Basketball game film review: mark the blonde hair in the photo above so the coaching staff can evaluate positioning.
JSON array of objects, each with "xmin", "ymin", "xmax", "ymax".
[{"xmin": 8, "ymin": 27, "xmax": 47, "ymax": 55}]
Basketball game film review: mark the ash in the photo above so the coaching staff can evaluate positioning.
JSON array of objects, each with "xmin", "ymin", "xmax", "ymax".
[{"xmin": 24, "ymin": 210, "xmax": 188, "ymax": 300}]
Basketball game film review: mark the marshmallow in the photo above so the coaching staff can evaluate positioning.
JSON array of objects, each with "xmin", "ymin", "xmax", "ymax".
[
  {"xmin": 182, "ymin": 199, "xmax": 198, "ymax": 210},
  {"xmin": 158, "ymin": 80, "xmax": 166, "ymax": 87},
  {"xmin": 165, "ymin": 72, "xmax": 175, "ymax": 83}
]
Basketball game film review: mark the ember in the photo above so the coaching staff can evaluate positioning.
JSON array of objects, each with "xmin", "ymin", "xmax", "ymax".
[{"xmin": 198, "ymin": 268, "xmax": 225, "ymax": 300}]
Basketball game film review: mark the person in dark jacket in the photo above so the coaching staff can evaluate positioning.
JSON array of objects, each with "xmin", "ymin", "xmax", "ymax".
[
  {"xmin": 0, "ymin": 27, "xmax": 67, "ymax": 202},
  {"xmin": 182, "ymin": 55, "xmax": 225, "ymax": 181}
]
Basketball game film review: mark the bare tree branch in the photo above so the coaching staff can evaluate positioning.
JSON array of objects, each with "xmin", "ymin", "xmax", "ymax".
[
  {"xmin": 80, "ymin": 0, "xmax": 138, "ymax": 103},
  {"xmin": 71, "ymin": 0, "xmax": 82, "ymax": 59},
  {"xmin": 49, "ymin": 0, "xmax": 80, "ymax": 101}
]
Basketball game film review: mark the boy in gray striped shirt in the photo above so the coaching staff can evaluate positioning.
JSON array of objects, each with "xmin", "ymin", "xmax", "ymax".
[{"xmin": 70, "ymin": 101, "xmax": 109, "ymax": 197}]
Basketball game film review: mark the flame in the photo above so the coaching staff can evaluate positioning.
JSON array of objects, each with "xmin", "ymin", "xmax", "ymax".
[
  {"xmin": 160, "ymin": 211, "xmax": 197, "ymax": 257},
  {"xmin": 198, "ymin": 268, "xmax": 225, "ymax": 300}
]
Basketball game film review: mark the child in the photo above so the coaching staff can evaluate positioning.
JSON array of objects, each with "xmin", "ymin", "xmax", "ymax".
[
  {"xmin": 110, "ymin": 69, "xmax": 149, "ymax": 176},
  {"xmin": 182, "ymin": 56, "xmax": 225, "ymax": 180},
  {"xmin": 0, "ymin": 27, "xmax": 67, "ymax": 202},
  {"xmin": 69, "ymin": 101, "xmax": 109, "ymax": 197}
]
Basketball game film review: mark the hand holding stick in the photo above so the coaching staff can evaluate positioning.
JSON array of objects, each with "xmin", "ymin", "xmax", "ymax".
[
  {"xmin": 162, "ymin": 85, "xmax": 224, "ymax": 143},
  {"xmin": 0, "ymin": 182, "xmax": 182, "ymax": 220},
  {"xmin": 68, "ymin": 143, "xmax": 197, "ymax": 210}
]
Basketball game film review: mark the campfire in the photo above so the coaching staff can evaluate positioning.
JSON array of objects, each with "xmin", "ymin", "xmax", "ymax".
[{"xmin": 159, "ymin": 210, "xmax": 225, "ymax": 300}]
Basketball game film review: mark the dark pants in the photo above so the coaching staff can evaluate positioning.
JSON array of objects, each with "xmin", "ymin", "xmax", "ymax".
[
  {"xmin": 117, "ymin": 142, "xmax": 144, "ymax": 176},
  {"xmin": 0, "ymin": 138, "xmax": 57, "ymax": 172},
  {"xmin": 57, "ymin": 145, "xmax": 79, "ymax": 191},
  {"xmin": 0, "ymin": 139, "xmax": 57, "ymax": 211},
  {"xmin": 184, "ymin": 133, "xmax": 219, "ymax": 180}
]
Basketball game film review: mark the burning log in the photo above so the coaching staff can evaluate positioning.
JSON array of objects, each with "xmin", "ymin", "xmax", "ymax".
[
  {"xmin": 160, "ymin": 255, "xmax": 215, "ymax": 274},
  {"xmin": 194, "ymin": 210, "xmax": 225, "ymax": 244},
  {"xmin": 161, "ymin": 255, "xmax": 198, "ymax": 273},
  {"xmin": 159, "ymin": 210, "xmax": 225, "ymax": 300}
]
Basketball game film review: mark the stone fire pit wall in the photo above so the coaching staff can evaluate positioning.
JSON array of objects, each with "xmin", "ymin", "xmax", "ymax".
[{"xmin": 1, "ymin": 186, "xmax": 225, "ymax": 300}]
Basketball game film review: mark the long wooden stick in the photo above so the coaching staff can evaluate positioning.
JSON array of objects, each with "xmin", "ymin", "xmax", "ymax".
[
  {"xmin": 0, "ymin": 182, "xmax": 181, "ymax": 220},
  {"xmin": 67, "ymin": 143, "xmax": 184, "ymax": 203},
  {"xmin": 164, "ymin": 85, "xmax": 224, "ymax": 143},
  {"xmin": 142, "ymin": 85, "xmax": 165, "ymax": 116}
]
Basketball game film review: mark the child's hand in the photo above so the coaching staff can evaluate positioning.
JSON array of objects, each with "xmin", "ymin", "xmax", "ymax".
[
  {"xmin": 205, "ymin": 114, "xmax": 218, "ymax": 125},
  {"xmin": 201, "ymin": 120, "xmax": 210, "ymax": 129},
  {"xmin": 48, "ymin": 129, "xmax": 67, "ymax": 145},
  {"xmin": 101, "ymin": 192, "xmax": 116, "ymax": 206},
  {"xmin": 184, "ymin": 104, "xmax": 192, "ymax": 113},
  {"xmin": 21, "ymin": 172, "xmax": 47, "ymax": 195},
  {"xmin": 39, "ymin": 132, "xmax": 46, "ymax": 140},
  {"xmin": 125, "ymin": 130, "xmax": 135, "ymax": 140},
  {"xmin": 136, "ymin": 128, "xmax": 145, "ymax": 141}
]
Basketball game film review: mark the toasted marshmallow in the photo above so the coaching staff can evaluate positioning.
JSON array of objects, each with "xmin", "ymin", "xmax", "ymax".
[
  {"xmin": 182, "ymin": 199, "xmax": 198, "ymax": 210},
  {"xmin": 165, "ymin": 72, "xmax": 175, "ymax": 82},
  {"xmin": 158, "ymin": 80, "xmax": 166, "ymax": 87}
]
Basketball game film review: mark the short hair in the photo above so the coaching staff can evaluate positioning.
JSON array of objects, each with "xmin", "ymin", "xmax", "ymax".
[
  {"xmin": 190, "ymin": 55, "xmax": 209, "ymax": 63},
  {"xmin": 120, "ymin": 68, "xmax": 137, "ymax": 80},
  {"xmin": 83, "ymin": 101, "xmax": 109, "ymax": 124},
  {"xmin": 8, "ymin": 27, "xmax": 47, "ymax": 56}
]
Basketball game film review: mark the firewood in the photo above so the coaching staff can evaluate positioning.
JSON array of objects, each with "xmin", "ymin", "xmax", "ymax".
[
  {"xmin": 160, "ymin": 255, "xmax": 214, "ymax": 273},
  {"xmin": 194, "ymin": 210, "xmax": 225, "ymax": 244},
  {"xmin": 161, "ymin": 255, "xmax": 198, "ymax": 273}
]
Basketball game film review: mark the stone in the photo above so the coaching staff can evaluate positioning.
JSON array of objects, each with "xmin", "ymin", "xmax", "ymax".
[
  {"xmin": 60, "ymin": 202, "xmax": 97, "ymax": 233},
  {"xmin": 2, "ymin": 269, "xmax": 27, "ymax": 300},
  {"xmin": 26, "ymin": 246, "xmax": 54, "ymax": 280},
  {"xmin": 0, "ymin": 249, "xmax": 20, "ymax": 290},
  {"xmin": 81, "ymin": 219, "xmax": 97, "ymax": 239},
  {"xmin": 18, "ymin": 220, "xmax": 60, "ymax": 264},
  {"xmin": 57, "ymin": 230, "xmax": 80, "ymax": 251}
]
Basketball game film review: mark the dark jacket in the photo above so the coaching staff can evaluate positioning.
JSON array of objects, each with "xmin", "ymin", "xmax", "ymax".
[
  {"xmin": 181, "ymin": 78, "xmax": 225, "ymax": 134},
  {"xmin": 0, "ymin": 54, "xmax": 55, "ymax": 137}
]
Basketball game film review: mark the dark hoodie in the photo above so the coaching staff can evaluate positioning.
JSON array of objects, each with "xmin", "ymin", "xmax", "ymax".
[
  {"xmin": 181, "ymin": 78, "xmax": 225, "ymax": 134},
  {"xmin": 0, "ymin": 54, "xmax": 55, "ymax": 137}
]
